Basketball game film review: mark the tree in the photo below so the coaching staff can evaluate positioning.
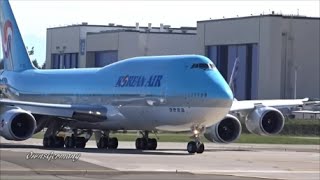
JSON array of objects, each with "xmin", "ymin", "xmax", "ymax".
[
  {"xmin": 41, "ymin": 63, "xmax": 46, "ymax": 69},
  {"xmin": 32, "ymin": 59, "xmax": 41, "ymax": 69},
  {"xmin": 0, "ymin": 60, "xmax": 3, "ymax": 69},
  {"xmin": 26, "ymin": 46, "xmax": 34, "ymax": 55}
]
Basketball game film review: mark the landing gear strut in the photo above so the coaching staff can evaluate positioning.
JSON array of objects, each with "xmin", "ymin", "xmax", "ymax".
[
  {"xmin": 43, "ymin": 120, "xmax": 65, "ymax": 148},
  {"xmin": 187, "ymin": 127, "xmax": 205, "ymax": 154},
  {"xmin": 96, "ymin": 131, "xmax": 118, "ymax": 149},
  {"xmin": 135, "ymin": 131, "xmax": 157, "ymax": 150}
]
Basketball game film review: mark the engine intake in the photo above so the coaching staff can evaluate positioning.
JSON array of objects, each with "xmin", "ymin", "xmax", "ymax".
[
  {"xmin": 204, "ymin": 114, "xmax": 241, "ymax": 143},
  {"xmin": 246, "ymin": 106, "xmax": 285, "ymax": 136},
  {"xmin": 0, "ymin": 108, "xmax": 36, "ymax": 141}
]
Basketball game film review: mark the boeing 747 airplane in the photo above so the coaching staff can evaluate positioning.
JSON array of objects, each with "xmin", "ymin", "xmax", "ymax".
[{"xmin": 0, "ymin": 0, "xmax": 312, "ymax": 153}]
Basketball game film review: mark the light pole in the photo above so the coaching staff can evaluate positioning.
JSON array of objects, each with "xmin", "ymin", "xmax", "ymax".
[{"xmin": 293, "ymin": 65, "xmax": 299, "ymax": 99}]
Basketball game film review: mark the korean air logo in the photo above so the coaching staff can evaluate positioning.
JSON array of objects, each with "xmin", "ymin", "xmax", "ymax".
[
  {"xmin": 120, "ymin": 75, "xmax": 129, "ymax": 86},
  {"xmin": 2, "ymin": 20, "xmax": 13, "ymax": 59},
  {"xmin": 115, "ymin": 75, "xmax": 163, "ymax": 87}
]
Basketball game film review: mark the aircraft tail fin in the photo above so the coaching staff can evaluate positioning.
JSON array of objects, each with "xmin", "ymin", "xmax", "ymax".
[
  {"xmin": 228, "ymin": 57, "xmax": 240, "ymax": 93},
  {"xmin": 0, "ymin": 0, "xmax": 35, "ymax": 72}
]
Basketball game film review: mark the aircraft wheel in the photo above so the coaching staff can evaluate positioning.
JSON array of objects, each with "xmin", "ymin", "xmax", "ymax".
[
  {"xmin": 140, "ymin": 138, "xmax": 147, "ymax": 150},
  {"xmin": 47, "ymin": 136, "xmax": 56, "ymax": 148},
  {"xmin": 108, "ymin": 137, "xmax": 118, "ymax": 149},
  {"xmin": 43, "ymin": 137, "xmax": 49, "ymax": 148},
  {"xmin": 97, "ymin": 140, "xmax": 102, "ymax": 149},
  {"xmin": 55, "ymin": 136, "xmax": 65, "ymax": 148},
  {"xmin": 135, "ymin": 138, "xmax": 147, "ymax": 150},
  {"xmin": 147, "ymin": 138, "xmax": 157, "ymax": 150},
  {"xmin": 187, "ymin": 141, "xmax": 197, "ymax": 154},
  {"xmin": 135, "ymin": 138, "xmax": 141, "ymax": 149},
  {"xmin": 75, "ymin": 137, "xmax": 86, "ymax": 148},
  {"xmin": 65, "ymin": 136, "xmax": 75, "ymax": 148},
  {"xmin": 99, "ymin": 137, "xmax": 109, "ymax": 149},
  {"xmin": 196, "ymin": 143, "xmax": 205, "ymax": 154}
]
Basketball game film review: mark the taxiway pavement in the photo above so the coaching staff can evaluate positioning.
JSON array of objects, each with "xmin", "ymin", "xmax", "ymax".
[{"xmin": 0, "ymin": 137, "xmax": 319, "ymax": 180}]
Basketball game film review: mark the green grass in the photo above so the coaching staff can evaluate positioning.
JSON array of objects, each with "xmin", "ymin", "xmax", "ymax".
[
  {"xmin": 32, "ymin": 131, "xmax": 320, "ymax": 145},
  {"xmin": 286, "ymin": 119, "xmax": 320, "ymax": 125},
  {"xmin": 236, "ymin": 134, "xmax": 319, "ymax": 145}
]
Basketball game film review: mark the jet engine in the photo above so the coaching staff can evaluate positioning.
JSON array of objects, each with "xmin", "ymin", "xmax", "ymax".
[
  {"xmin": 245, "ymin": 106, "xmax": 285, "ymax": 136},
  {"xmin": 204, "ymin": 114, "xmax": 242, "ymax": 143},
  {"xmin": 0, "ymin": 108, "xmax": 36, "ymax": 141}
]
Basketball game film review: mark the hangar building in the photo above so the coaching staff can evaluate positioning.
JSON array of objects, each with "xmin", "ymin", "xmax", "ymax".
[
  {"xmin": 197, "ymin": 14, "xmax": 319, "ymax": 100},
  {"xmin": 45, "ymin": 14, "xmax": 320, "ymax": 100},
  {"xmin": 45, "ymin": 23, "xmax": 198, "ymax": 68}
]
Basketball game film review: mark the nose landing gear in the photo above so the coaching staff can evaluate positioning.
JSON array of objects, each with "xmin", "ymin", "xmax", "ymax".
[{"xmin": 187, "ymin": 127, "xmax": 205, "ymax": 154}]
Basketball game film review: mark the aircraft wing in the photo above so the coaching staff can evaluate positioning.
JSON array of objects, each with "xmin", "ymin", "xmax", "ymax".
[
  {"xmin": 230, "ymin": 98, "xmax": 309, "ymax": 112},
  {"xmin": 0, "ymin": 99, "xmax": 108, "ymax": 122}
]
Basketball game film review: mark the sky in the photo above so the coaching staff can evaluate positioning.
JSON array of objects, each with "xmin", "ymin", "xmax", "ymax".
[{"xmin": 1, "ymin": 0, "xmax": 319, "ymax": 66}]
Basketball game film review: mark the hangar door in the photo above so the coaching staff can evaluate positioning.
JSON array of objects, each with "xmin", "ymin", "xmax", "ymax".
[
  {"xmin": 95, "ymin": 51, "xmax": 118, "ymax": 67},
  {"xmin": 206, "ymin": 44, "xmax": 259, "ymax": 100}
]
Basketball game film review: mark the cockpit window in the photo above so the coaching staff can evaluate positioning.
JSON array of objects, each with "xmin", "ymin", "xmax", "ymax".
[{"xmin": 191, "ymin": 63, "xmax": 215, "ymax": 70}]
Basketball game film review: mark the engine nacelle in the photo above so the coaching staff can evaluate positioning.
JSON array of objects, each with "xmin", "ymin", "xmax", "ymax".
[
  {"xmin": 204, "ymin": 114, "xmax": 242, "ymax": 143},
  {"xmin": 246, "ymin": 106, "xmax": 285, "ymax": 136},
  {"xmin": 0, "ymin": 107, "xmax": 36, "ymax": 141}
]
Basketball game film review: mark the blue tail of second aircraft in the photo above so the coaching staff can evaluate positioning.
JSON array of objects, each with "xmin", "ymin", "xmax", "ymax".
[{"xmin": 0, "ymin": 0, "xmax": 34, "ymax": 72}]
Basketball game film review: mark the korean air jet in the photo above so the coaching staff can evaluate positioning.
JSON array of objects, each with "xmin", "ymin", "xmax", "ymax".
[{"xmin": 0, "ymin": 0, "xmax": 311, "ymax": 154}]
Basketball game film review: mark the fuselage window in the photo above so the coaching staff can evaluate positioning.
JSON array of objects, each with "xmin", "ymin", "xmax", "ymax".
[
  {"xmin": 199, "ymin": 64, "xmax": 208, "ymax": 69},
  {"xmin": 168, "ymin": 107, "xmax": 185, "ymax": 113},
  {"xmin": 191, "ymin": 63, "xmax": 214, "ymax": 70},
  {"xmin": 191, "ymin": 64, "xmax": 199, "ymax": 68}
]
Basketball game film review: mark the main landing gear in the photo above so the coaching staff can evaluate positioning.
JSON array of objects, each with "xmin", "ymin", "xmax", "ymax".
[
  {"xmin": 135, "ymin": 131, "xmax": 157, "ymax": 150},
  {"xmin": 96, "ymin": 131, "xmax": 118, "ymax": 149},
  {"xmin": 42, "ymin": 120, "xmax": 65, "ymax": 148},
  {"xmin": 42, "ymin": 120, "xmax": 91, "ymax": 149},
  {"xmin": 64, "ymin": 129, "xmax": 89, "ymax": 149},
  {"xmin": 187, "ymin": 127, "xmax": 205, "ymax": 154},
  {"xmin": 43, "ymin": 136, "xmax": 65, "ymax": 148}
]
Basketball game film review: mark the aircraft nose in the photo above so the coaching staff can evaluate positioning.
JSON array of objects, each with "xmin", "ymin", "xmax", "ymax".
[
  {"xmin": 207, "ymin": 70, "xmax": 234, "ymax": 101},
  {"xmin": 220, "ymin": 82, "xmax": 234, "ymax": 101}
]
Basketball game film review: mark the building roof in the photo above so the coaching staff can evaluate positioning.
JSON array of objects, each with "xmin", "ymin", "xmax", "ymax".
[
  {"xmin": 87, "ymin": 29, "xmax": 196, "ymax": 35},
  {"xmin": 47, "ymin": 23, "xmax": 196, "ymax": 31},
  {"xmin": 198, "ymin": 14, "xmax": 320, "ymax": 23}
]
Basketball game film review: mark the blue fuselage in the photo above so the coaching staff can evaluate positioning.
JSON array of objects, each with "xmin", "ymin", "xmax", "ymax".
[{"xmin": 1, "ymin": 55, "xmax": 233, "ymax": 131}]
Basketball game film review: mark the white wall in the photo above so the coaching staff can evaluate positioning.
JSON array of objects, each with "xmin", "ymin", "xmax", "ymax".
[
  {"xmin": 258, "ymin": 17, "xmax": 283, "ymax": 99},
  {"xmin": 285, "ymin": 18, "xmax": 320, "ymax": 99},
  {"xmin": 46, "ymin": 25, "xmax": 125, "ymax": 68},
  {"xmin": 141, "ymin": 33, "xmax": 199, "ymax": 56},
  {"xmin": 118, "ymin": 32, "xmax": 141, "ymax": 60},
  {"xmin": 198, "ymin": 16, "xmax": 320, "ymax": 99},
  {"xmin": 45, "ymin": 26, "xmax": 80, "ymax": 68},
  {"xmin": 86, "ymin": 32, "xmax": 198, "ymax": 61},
  {"xmin": 87, "ymin": 33, "xmax": 119, "ymax": 51},
  {"xmin": 202, "ymin": 18, "xmax": 260, "ymax": 45}
]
